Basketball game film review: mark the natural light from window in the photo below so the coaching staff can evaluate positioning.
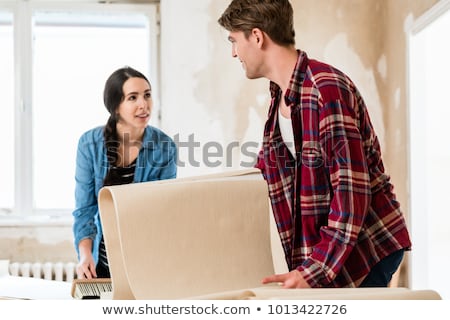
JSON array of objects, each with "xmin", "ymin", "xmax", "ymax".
[
  {"xmin": 409, "ymin": 6, "xmax": 450, "ymax": 300},
  {"xmin": 32, "ymin": 11, "xmax": 151, "ymax": 210},
  {"xmin": 0, "ymin": 12, "xmax": 14, "ymax": 212},
  {"xmin": 0, "ymin": 5, "xmax": 157, "ymax": 215}
]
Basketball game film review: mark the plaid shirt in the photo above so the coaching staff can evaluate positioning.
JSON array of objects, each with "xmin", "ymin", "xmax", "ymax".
[{"xmin": 255, "ymin": 50, "xmax": 411, "ymax": 287}]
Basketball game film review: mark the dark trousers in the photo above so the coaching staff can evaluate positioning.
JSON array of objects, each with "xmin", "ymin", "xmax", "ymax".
[{"xmin": 359, "ymin": 249, "xmax": 405, "ymax": 287}]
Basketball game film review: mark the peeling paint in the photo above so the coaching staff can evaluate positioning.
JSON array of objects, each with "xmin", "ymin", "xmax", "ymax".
[
  {"xmin": 324, "ymin": 33, "xmax": 385, "ymax": 150},
  {"xmin": 394, "ymin": 88, "xmax": 401, "ymax": 110},
  {"xmin": 0, "ymin": 236, "xmax": 76, "ymax": 262},
  {"xmin": 395, "ymin": 128, "xmax": 402, "ymax": 147},
  {"xmin": 377, "ymin": 55, "xmax": 387, "ymax": 80}
]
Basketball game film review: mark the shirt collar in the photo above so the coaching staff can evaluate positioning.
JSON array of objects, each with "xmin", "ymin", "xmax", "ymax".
[{"xmin": 269, "ymin": 50, "xmax": 309, "ymax": 106}]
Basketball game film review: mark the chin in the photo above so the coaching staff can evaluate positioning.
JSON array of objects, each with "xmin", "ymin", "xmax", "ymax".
[{"xmin": 246, "ymin": 73, "xmax": 262, "ymax": 80}]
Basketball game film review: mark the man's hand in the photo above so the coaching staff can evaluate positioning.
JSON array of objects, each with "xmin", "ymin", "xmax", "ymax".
[{"xmin": 261, "ymin": 270, "xmax": 311, "ymax": 288}]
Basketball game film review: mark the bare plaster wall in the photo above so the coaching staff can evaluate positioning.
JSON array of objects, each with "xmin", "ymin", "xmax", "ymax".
[
  {"xmin": 161, "ymin": 0, "xmax": 391, "ymax": 179},
  {"xmin": 0, "ymin": 224, "xmax": 76, "ymax": 263},
  {"xmin": 383, "ymin": 0, "xmax": 438, "ymax": 228}
]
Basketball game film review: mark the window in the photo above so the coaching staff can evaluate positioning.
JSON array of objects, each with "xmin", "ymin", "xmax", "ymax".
[
  {"xmin": 0, "ymin": 11, "xmax": 14, "ymax": 213},
  {"xmin": 408, "ymin": 2, "xmax": 450, "ymax": 299},
  {"xmin": 0, "ymin": 1, "xmax": 159, "ymax": 217}
]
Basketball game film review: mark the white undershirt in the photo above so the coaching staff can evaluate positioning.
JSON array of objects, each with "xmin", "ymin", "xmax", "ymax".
[{"xmin": 278, "ymin": 107, "xmax": 296, "ymax": 159}]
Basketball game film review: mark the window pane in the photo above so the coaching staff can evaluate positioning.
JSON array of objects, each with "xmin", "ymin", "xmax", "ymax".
[
  {"xmin": 32, "ymin": 11, "xmax": 151, "ymax": 210},
  {"xmin": 0, "ymin": 12, "xmax": 14, "ymax": 211}
]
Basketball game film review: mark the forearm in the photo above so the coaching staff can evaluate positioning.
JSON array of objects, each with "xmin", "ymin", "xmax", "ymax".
[
  {"xmin": 78, "ymin": 238, "xmax": 93, "ymax": 259},
  {"xmin": 76, "ymin": 238, "xmax": 97, "ymax": 279}
]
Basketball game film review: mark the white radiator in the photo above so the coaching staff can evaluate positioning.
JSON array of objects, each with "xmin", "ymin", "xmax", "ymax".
[{"xmin": 8, "ymin": 262, "xmax": 77, "ymax": 282}]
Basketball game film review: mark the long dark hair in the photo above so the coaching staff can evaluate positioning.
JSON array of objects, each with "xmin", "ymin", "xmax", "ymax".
[{"xmin": 103, "ymin": 66, "xmax": 150, "ymax": 185}]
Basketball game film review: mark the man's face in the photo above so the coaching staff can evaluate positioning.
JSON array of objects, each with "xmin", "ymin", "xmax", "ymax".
[{"xmin": 227, "ymin": 30, "xmax": 263, "ymax": 79}]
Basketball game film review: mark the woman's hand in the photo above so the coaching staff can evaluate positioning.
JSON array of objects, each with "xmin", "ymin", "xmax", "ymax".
[
  {"xmin": 261, "ymin": 270, "xmax": 311, "ymax": 288},
  {"xmin": 76, "ymin": 239, "xmax": 97, "ymax": 279}
]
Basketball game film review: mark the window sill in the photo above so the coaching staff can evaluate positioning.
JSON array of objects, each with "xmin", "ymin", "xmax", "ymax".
[{"xmin": 0, "ymin": 215, "xmax": 72, "ymax": 227}]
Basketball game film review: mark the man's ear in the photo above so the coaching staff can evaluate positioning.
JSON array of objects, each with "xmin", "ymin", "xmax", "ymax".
[{"xmin": 251, "ymin": 28, "xmax": 264, "ymax": 47}]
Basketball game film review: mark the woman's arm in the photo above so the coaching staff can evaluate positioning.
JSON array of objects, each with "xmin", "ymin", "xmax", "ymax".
[{"xmin": 72, "ymin": 132, "xmax": 100, "ymax": 278}]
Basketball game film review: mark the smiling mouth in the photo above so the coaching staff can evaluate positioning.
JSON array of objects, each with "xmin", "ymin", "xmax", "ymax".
[{"xmin": 136, "ymin": 114, "xmax": 149, "ymax": 118}]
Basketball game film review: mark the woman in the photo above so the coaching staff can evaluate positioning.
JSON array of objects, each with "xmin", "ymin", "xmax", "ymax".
[{"xmin": 73, "ymin": 66, "xmax": 177, "ymax": 279}]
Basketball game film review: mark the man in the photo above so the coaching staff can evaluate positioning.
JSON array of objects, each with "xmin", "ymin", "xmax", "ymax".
[{"xmin": 218, "ymin": 0, "xmax": 411, "ymax": 288}]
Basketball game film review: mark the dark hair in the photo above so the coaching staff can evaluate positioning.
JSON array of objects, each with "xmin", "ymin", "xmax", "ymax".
[
  {"xmin": 103, "ymin": 66, "xmax": 150, "ymax": 184},
  {"xmin": 218, "ymin": 0, "xmax": 295, "ymax": 46}
]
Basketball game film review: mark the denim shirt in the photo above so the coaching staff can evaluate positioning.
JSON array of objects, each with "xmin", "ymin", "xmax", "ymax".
[{"xmin": 72, "ymin": 125, "xmax": 177, "ymax": 263}]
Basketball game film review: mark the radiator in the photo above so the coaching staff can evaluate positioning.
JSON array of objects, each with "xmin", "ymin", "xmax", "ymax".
[{"xmin": 8, "ymin": 262, "xmax": 77, "ymax": 282}]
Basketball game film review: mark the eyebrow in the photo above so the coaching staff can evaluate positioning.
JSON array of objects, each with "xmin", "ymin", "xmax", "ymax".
[{"xmin": 125, "ymin": 89, "xmax": 151, "ymax": 97}]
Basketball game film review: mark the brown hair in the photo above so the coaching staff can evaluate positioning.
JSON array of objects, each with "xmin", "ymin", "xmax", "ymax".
[{"xmin": 218, "ymin": 0, "xmax": 295, "ymax": 46}]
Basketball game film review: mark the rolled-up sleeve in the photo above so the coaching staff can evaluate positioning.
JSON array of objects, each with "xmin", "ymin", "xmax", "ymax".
[{"xmin": 72, "ymin": 133, "xmax": 98, "ymax": 255}]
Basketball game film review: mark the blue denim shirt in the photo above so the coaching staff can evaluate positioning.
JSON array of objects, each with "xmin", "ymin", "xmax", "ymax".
[{"xmin": 72, "ymin": 125, "xmax": 177, "ymax": 263}]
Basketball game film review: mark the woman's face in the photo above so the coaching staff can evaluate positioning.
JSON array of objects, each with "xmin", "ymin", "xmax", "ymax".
[{"xmin": 116, "ymin": 77, "xmax": 152, "ymax": 131}]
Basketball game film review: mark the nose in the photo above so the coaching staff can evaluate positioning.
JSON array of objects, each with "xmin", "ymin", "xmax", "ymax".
[
  {"xmin": 137, "ymin": 95, "xmax": 148, "ymax": 109},
  {"xmin": 231, "ymin": 45, "xmax": 237, "ymax": 58}
]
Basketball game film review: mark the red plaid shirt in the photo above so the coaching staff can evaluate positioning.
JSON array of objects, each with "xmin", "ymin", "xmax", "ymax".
[{"xmin": 255, "ymin": 50, "xmax": 411, "ymax": 287}]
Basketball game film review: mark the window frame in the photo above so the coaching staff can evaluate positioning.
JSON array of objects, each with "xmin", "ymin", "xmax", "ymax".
[
  {"xmin": 1, "ymin": 0, "xmax": 160, "ymax": 219},
  {"xmin": 0, "ymin": 5, "xmax": 15, "ymax": 214},
  {"xmin": 407, "ymin": 0, "xmax": 450, "ymax": 297}
]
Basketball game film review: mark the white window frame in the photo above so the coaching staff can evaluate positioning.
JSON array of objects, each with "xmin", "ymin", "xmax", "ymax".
[
  {"xmin": 406, "ymin": 0, "xmax": 450, "ymax": 294},
  {"xmin": 1, "ymin": 0, "xmax": 160, "ymax": 221}
]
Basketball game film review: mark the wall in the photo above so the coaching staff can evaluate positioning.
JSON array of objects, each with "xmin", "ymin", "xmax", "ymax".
[
  {"xmin": 0, "ymin": 0, "xmax": 440, "ymax": 285},
  {"xmin": 160, "ymin": 0, "xmax": 268, "ymax": 178},
  {"xmin": 161, "ymin": 0, "xmax": 390, "ymax": 178},
  {"xmin": 0, "ymin": 220, "xmax": 75, "ymax": 263},
  {"xmin": 383, "ymin": 0, "xmax": 438, "ymax": 235}
]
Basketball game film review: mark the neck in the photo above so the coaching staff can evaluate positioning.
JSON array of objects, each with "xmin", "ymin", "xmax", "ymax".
[
  {"xmin": 265, "ymin": 45, "xmax": 298, "ymax": 92},
  {"xmin": 116, "ymin": 124, "xmax": 145, "ymax": 144}
]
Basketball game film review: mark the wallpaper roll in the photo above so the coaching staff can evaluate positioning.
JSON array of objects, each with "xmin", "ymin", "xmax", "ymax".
[
  {"xmin": 98, "ymin": 169, "xmax": 275, "ymax": 299},
  {"xmin": 188, "ymin": 286, "xmax": 442, "ymax": 300},
  {"xmin": 97, "ymin": 168, "xmax": 443, "ymax": 301}
]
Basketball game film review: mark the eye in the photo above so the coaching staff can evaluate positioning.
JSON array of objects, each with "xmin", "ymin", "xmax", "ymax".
[
  {"xmin": 128, "ymin": 95, "xmax": 137, "ymax": 101},
  {"xmin": 145, "ymin": 92, "xmax": 152, "ymax": 99}
]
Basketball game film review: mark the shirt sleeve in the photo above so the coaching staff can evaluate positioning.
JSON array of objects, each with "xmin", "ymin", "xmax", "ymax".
[
  {"xmin": 72, "ymin": 133, "xmax": 99, "ymax": 256},
  {"xmin": 297, "ymin": 98, "xmax": 372, "ymax": 287}
]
